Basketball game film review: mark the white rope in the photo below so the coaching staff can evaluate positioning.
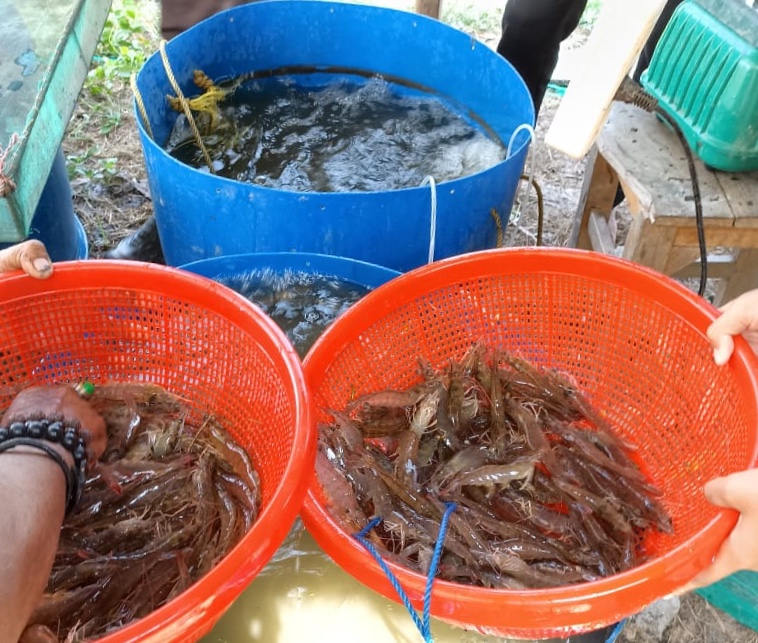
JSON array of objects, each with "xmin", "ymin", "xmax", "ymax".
[
  {"xmin": 420, "ymin": 175, "xmax": 438, "ymax": 264},
  {"xmin": 506, "ymin": 123, "xmax": 536, "ymax": 226}
]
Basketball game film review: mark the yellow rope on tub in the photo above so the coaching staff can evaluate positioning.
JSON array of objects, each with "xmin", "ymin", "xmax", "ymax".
[
  {"xmin": 158, "ymin": 40, "xmax": 215, "ymax": 174},
  {"xmin": 130, "ymin": 72, "xmax": 154, "ymax": 141}
]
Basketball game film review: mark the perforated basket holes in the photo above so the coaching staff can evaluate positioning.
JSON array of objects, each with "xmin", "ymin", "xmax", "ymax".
[
  {"xmin": 0, "ymin": 287, "xmax": 297, "ymax": 506},
  {"xmin": 315, "ymin": 269, "xmax": 755, "ymax": 551}
]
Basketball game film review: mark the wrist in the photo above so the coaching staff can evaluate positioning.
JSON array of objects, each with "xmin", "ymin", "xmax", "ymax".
[
  {"xmin": 0, "ymin": 418, "xmax": 89, "ymax": 514},
  {"xmin": 7, "ymin": 442, "xmax": 74, "ymax": 468}
]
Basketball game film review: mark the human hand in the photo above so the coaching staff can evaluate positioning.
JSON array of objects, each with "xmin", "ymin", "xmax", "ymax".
[
  {"xmin": 706, "ymin": 289, "xmax": 758, "ymax": 365},
  {"xmin": 18, "ymin": 624, "xmax": 58, "ymax": 643},
  {"xmin": 0, "ymin": 240, "xmax": 52, "ymax": 279},
  {"xmin": 2, "ymin": 386, "xmax": 107, "ymax": 463},
  {"xmin": 678, "ymin": 468, "xmax": 758, "ymax": 592}
]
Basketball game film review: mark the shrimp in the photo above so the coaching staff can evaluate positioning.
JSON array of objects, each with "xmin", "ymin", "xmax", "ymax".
[
  {"xmin": 442, "ymin": 457, "xmax": 537, "ymax": 495},
  {"xmin": 428, "ymin": 445, "xmax": 490, "ymax": 492},
  {"xmin": 347, "ymin": 383, "xmax": 433, "ymax": 413},
  {"xmin": 410, "ymin": 388, "xmax": 441, "ymax": 436}
]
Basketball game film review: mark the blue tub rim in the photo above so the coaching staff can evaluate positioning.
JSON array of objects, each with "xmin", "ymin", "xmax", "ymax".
[
  {"xmin": 133, "ymin": 0, "xmax": 536, "ymax": 196},
  {"xmin": 179, "ymin": 252, "xmax": 403, "ymax": 289}
]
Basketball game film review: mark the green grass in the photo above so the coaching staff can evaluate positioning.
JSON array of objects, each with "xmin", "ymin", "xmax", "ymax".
[
  {"xmin": 579, "ymin": 0, "xmax": 604, "ymax": 26},
  {"xmin": 75, "ymin": 0, "xmax": 158, "ymax": 141},
  {"xmin": 85, "ymin": 0, "xmax": 158, "ymax": 101},
  {"xmin": 66, "ymin": 0, "xmax": 157, "ymax": 182},
  {"xmin": 442, "ymin": 3, "xmax": 501, "ymax": 36}
]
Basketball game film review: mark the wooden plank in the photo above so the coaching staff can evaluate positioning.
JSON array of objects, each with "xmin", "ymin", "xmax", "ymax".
[
  {"xmin": 0, "ymin": 0, "xmax": 112, "ymax": 242},
  {"xmin": 588, "ymin": 211, "xmax": 616, "ymax": 254},
  {"xmin": 635, "ymin": 216, "xmax": 733, "ymax": 228},
  {"xmin": 714, "ymin": 171, "xmax": 758, "ymax": 225},
  {"xmin": 664, "ymin": 247, "xmax": 702, "ymax": 275},
  {"xmin": 596, "ymin": 103, "xmax": 735, "ymax": 223},
  {"xmin": 415, "ymin": 0, "xmax": 441, "ymax": 18},
  {"xmin": 568, "ymin": 146, "xmax": 619, "ymax": 249},
  {"xmin": 675, "ymin": 226, "xmax": 758, "ymax": 248},
  {"xmin": 670, "ymin": 255, "xmax": 735, "ymax": 280},
  {"xmin": 735, "ymin": 217, "xmax": 758, "ymax": 229},
  {"xmin": 622, "ymin": 214, "xmax": 677, "ymax": 273},
  {"xmin": 715, "ymin": 249, "xmax": 758, "ymax": 306},
  {"xmin": 544, "ymin": 0, "xmax": 670, "ymax": 159}
]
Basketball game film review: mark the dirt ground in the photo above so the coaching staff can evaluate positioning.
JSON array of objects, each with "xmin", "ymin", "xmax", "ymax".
[{"xmin": 61, "ymin": 3, "xmax": 756, "ymax": 642}]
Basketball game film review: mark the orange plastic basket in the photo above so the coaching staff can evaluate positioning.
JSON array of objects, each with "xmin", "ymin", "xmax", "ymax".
[
  {"xmin": 0, "ymin": 261, "xmax": 314, "ymax": 643},
  {"xmin": 301, "ymin": 247, "xmax": 758, "ymax": 639}
]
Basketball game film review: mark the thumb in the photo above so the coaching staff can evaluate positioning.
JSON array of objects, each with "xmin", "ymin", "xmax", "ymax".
[
  {"xmin": 0, "ymin": 240, "xmax": 52, "ymax": 279},
  {"xmin": 19, "ymin": 624, "xmax": 59, "ymax": 643},
  {"xmin": 704, "ymin": 470, "xmax": 758, "ymax": 513},
  {"xmin": 707, "ymin": 309, "xmax": 747, "ymax": 366}
]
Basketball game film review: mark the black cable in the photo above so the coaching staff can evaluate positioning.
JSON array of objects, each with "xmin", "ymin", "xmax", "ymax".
[
  {"xmin": 519, "ymin": 173, "xmax": 545, "ymax": 246},
  {"xmin": 654, "ymin": 108, "xmax": 708, "ymax": 297},
  {"xmin": 613, "ymin": 77, "xmax": 708, "ymax": 297}
]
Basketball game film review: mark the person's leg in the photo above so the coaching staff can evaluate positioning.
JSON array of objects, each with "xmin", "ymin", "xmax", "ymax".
[{"xmin": 496, "ymin": 0, "xmax": 589, "ymax": 116}]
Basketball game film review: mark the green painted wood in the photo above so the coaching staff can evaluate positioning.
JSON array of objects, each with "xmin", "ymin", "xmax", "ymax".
[
  {"xmin": 0, "ymin": 0, "xmax": 112, "ymax": 242},
  {"xmin": 696, "ymin": 571, "xmax": 758, "ymax": 632}
]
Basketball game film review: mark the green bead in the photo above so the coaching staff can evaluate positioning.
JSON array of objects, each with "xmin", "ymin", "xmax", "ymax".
[{"xmin": 75, "ymin": 381, "xmax": 95, "ymax": 397}]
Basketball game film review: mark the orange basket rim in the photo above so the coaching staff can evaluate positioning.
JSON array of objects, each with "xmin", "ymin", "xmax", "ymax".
[
  {"xmin": 300, "ymin": 247, "xmax": 758, "ymax": 634},
  {"xmin": 0, "ymin": 260, "xmax": 316, "ymax": 642}
]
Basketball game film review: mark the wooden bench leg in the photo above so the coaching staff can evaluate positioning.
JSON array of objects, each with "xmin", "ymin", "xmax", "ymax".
[
  {"xmin": 621, "ymin": 215, "xmax": 676, "ymax": 274},
  {"xmin": 569, "ymin": 146, "xmax": 620, "ymax": 250},
  {"xmin": 715, "ymin": 248, "xmax": 758, "ymax": 306},
  {"xmin": 415, "ymin": 0, "xmax": 441, "ymax": 17}
]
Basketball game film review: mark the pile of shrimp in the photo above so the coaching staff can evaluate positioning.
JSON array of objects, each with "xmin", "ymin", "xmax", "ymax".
[
  {"xmin": 318, "ymin": 343, "xmax": 673, "ymax": 589},
  {"xmin": 28, "ymin": 383, "xmax": 261, "ymax": 642}
]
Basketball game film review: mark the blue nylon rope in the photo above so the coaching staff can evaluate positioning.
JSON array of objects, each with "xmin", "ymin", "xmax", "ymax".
[
  {"xmin": 353, "ymin": 502, "xmax": 457, "ymax": 643},
  {"xmin": 357, "ymin": 506, "xmax": 621, "ymax": 643},
  {"xmin": 605, "ymin": 618, "xmax": 627, "ymax": 643},
  {"xmin": 354, "ymin": 518, "xmax": 428, "ymax": 640},
  {"xmin": 422, "ymin": 502, "xmax": 457, "ymax": 634}
]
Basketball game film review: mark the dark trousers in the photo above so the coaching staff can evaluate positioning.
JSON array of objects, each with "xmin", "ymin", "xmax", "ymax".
[
  {"xmin": 497, "ymin": 0, "xmax": 588, "ymax": 114},
  {"xmin": 497, "ymin": 0, "xmax": 685, "ymax": 116}
]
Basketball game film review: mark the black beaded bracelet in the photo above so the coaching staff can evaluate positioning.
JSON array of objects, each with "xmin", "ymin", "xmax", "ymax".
[{"xmin": 0, "ymin": 418, "xmax": 88, "ymax": 514}]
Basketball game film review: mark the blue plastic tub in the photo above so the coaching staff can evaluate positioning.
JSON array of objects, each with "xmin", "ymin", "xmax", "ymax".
[
  {"xmin": 181, "ymin": 252, "xmax": 401, "ymax": 290},
  {"xmin": 135, "ymin": 0, "xmax": 534, "ymax": 271},
  {"xmin": 0, "ymin": 147, "xmax": 88, "ymax": 261},
  {"xmin": 181, "ymin": 252, "xmax": 400, "ymax": 357}
]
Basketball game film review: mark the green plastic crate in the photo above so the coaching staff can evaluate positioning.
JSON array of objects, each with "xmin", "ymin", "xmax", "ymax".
[
  {"xmin": 696, "ymin": 571, "xmax": 758, "ymax": 632},
  {"xmin": 640, "ymin": 0, "xmax": 758, "ymax": 172}
]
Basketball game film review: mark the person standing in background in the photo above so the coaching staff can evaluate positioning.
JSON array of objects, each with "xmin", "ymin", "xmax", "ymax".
[{"xmin": 497, "ymin": 0, "xmax": 684, "ymax": 116}]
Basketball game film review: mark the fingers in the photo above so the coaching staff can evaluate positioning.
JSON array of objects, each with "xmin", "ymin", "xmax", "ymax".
[
  {"xmin": 2, "ymin": 385, "xmax": 107, "ymax": 462},
  {"xmin": 710, "ymin": 334, "xmax": 735, "ymax": 367},
  {"xmin": 682, "ymin": 530, "xmax": 742, "ymax": 590},
  {"xmin": 0, "ymin": 240, "xmax": 52, "ymax": 279},
  {"xmin": 19, "ymin": 624, "xmax": 59, "ymax": 643},
  {"xmin": 707, "ymin": 313, "xmax": 741, "ymax": 365},
  {"xmin": 682, "ymin": 469, "xmax": 758, "ymax": 592},
  {"xmin": 54, "ymin": 387, "xmax": 107, "ymax": 462},
  {"xmin": 78, "ymin": 413, "xmax": 107, "ymax": 463},
  {"xmin": 704, "ymin": 469, "xmax": 758, "ymax": 513},
  {"xmin": 706, "ymin": 289, "xmax": 758, "ymax": 365}
]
